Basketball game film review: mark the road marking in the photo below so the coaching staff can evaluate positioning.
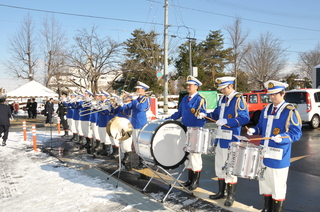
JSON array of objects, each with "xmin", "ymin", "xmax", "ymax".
[{"xmin": 290, "ymin": 155, "xmax": 309, "ymax": 163}]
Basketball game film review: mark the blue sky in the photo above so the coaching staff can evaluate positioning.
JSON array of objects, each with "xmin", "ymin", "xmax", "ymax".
[{"xmin": 1, "ymin": 0, "xmax": 320, "ymax": 91}]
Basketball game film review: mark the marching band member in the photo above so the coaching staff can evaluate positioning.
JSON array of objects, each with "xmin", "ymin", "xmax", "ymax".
[
  {"xmin": 67, "ymin": 93, "xmax": 78, "ymax": 142},
  {"xmin": 117, "ymin": 92, "xmax": 133, "ymax": 171},
  {"xmin": 123, "ymin": 81, "xmax": 150, "ymax": 170},
  {"xmin": 169, "ymin": 75, "xmax": 206, "ymax": 191},
  {"xmin": 90, "ymin": 92, "xmax": 102, "ymax": 155},
  {"xmin": 198, "ymin": 76, "xmax": 250, "ymax": 206},
  {"xmin": 79, "ymin": 90, "xmax": 94, "ymax": 153},
  {"xmin": 73, "ymin": 93, "xmax": 85, "ymax": 149},
  {"xmin": 57, "ymin": 93, "xmax": 69, "ymax": 137},
  {"xmin": 108, "ymin": 94, "xmax": 121, "ymax": 160},
  {"xmin": 96, "ymin": 91, "xmax": 112, "ymax": 157},
  {"xmin": 247, "ymin": 80, "xmax": 302, "ymax": 212}
]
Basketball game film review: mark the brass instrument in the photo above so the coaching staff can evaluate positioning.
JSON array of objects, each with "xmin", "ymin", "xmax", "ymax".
[{"xmin": 79, "ymin": 101, "xmax": 111, "ymax": 116}]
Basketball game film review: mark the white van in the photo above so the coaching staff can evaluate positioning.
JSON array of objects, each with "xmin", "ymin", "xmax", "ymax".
[{"xmin": 285, "ymin": 89, "xmax": 320, "ymax": 128}]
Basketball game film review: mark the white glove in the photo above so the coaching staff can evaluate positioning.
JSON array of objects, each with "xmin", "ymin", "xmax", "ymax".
[
  {"xmin": 197, "ymin": 112, "xmax": 207, "ymax": 119},
  {"xmin": 271, "ymin": 134, "xmax": 282, "ymax": 143},
  {"xmin": 117, "ymin": 99, "xmax": 123, "ymax": 106},
  {"xmin": 216, "ymin": 118, "xmax": 227, "ymax": 126},
  {"xmin": 64, "ymin": 115, "xmax": 67, "ymax": 119},
  {"xmin": 131, "ymin": 95, "xmax": 139, "ymax": 100},
  {"xmin": 247, "ymin": 128, "xmax": 256, "ymax": 136},
  {"xmin": 102, "ymin": 105, "xmax": 110, "ymax": 111}
]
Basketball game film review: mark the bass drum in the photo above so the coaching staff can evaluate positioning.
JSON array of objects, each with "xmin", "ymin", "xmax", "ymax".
[{"xmin": 137, "ymin": 120, "xmax": 188, "ymax": 170}]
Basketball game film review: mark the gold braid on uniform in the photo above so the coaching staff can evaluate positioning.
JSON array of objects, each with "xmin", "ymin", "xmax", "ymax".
[
  {"xmin": 234, "ymin": 94, "xmax": 247, "ymax": 117},
  {"xmin": 285, "ymin": 104, "xmax": 302, "ymax": 132},
  {"xmin": 195, "ymin": 94, "xmax": 206, "ymax": 117},
  {"xmin": 140, "ymin": 96, "xmax": 150, "ymax": 111}
]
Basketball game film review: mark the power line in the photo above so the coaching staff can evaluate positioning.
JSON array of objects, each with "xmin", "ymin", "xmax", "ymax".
[
  {"xmin": 0, "ymin": 3, "xmax": 164, "ymax": 26},
  {"xmin": 148, "ymin": 0, "xmax": 320, "ymax": 33}
]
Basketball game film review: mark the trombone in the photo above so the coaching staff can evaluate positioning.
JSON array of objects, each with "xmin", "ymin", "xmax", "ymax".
[{"xmin": 79, "ymin": 101, "xmax": 111, "ymax": 116}]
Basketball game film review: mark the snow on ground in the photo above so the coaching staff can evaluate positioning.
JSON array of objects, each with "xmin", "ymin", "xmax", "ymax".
[{"xmin": 0, "ymin": 131, "xmax": 137, "ymax": 212}]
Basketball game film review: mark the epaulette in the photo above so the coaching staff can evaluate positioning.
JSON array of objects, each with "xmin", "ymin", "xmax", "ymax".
[
  {"xmin": 199, "ymin": 94, "xmax": 205, "ymax": 99},
  {"xmin": 235, "ymin": 93, "xmax": 242, "ymax": 98},
  {"xmin": 286, "ymin": 104, "xmax": 295, "ymax": 110}
]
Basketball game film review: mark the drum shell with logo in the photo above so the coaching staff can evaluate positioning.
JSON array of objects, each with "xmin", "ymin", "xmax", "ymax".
[
  {"xmin": 185, "ymin": 127, "xmax": 212, "ymax": 154},
  {"xmin": 225, "ymin": 142, "xmax": 264, "ymax": 179},
  {"xmin": 137, "ymin": 120, "xmax": 188, "ymax": 170}
]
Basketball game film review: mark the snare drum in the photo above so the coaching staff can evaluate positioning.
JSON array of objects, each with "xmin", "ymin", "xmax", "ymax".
[
  {"xmin": 224, "ymin": 142, "xmax": 264, "ymax": 180},
  {"xmin": 185, "ymin": 127, "xmax": 211, "ymax": 154},
  {"xmin": 136, "ymin": 120, "xmax": 188, "ymax": 170}
]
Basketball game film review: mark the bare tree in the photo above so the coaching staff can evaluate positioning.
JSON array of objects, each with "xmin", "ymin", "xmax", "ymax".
[
  {"xmin": 242, "ymin": 31, "xmax": 288, "ymax": 89},
  {"xmin": 224, "ymin": 16, "xmax": 250, "ymax": 90},
  {"xmin": 40, "ymin": 15, "xmax": 69, "ymax": 91},
  {"xmin": 297, "ymin": 43, "xmax": 320, "ymax": 80},
  {"xmin": 4, "ymin": 13, "xmax": 38, "ymax": 81},
  {"xmin": 68, "ymin": 27, "xmax": 123, "ymax": 93}
]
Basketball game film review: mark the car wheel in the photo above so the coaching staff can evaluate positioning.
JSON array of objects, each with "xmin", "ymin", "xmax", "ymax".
[
  {"xmin": 252, "ymin": 111, "xmax": 261, "ymax": 124},
  {"xmin": 309, "ymin": 115, "xmax": 320, "ymax": 129}
]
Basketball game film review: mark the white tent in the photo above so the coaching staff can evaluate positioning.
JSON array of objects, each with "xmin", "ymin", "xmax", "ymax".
[{"xmin": 0, "ymin": 80, "xmax": 58, "ymax": 99}]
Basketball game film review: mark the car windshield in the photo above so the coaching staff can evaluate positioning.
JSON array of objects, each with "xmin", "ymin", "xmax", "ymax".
[
  {"xmin": 260, "ymin": 94, "xmax": 271, "ymax": 103},
  {"xmin": 285, "ymin": 92, "xmax": 306, "ymax": 104}
]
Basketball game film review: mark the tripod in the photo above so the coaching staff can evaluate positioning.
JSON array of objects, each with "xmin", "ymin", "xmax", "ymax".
[{"xmin": 106, "ymin": 142, "xmax": 124, "ymax": 188}]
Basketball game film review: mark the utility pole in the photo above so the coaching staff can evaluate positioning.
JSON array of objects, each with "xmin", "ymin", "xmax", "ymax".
[
  {"xmin": 163, "ymin": 0, "xmax": 169, "ymax": 114},
  {"xmin": 186, "ymin": 37, "xmax": 196, "ymax": 76}
]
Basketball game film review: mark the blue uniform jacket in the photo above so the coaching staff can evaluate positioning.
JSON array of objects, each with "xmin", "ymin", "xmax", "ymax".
[
  {"xmin": 253, "ymin": 102, "xmax": 302, "ymax": 168},
  {"xmin": 124, "ymin": 96, "xmax": 150, "ymax": 129},
  {"xmin": 207, "ymin": 94, "xmax": 250, "ymax": 148},
  {"xmin": 71, "ymin": 102, "xmax": 80, "ymax": 121},
  {"xmin": 66, "ymin": 102, "xmax": 74, "ymax": 119},
  {"xmin": 170, "ymin": 93, "xmax": 206, "ymax": 128},
  {"xmin": 79, "ymin": 100, "xmax": 90, "ymax": 121}
]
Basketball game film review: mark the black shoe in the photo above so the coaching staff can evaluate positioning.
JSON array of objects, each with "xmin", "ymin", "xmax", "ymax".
[
  {"xmin": 110, "ymin": 146, "xmax": 119, "ymax": 159},
  {"xmin": 188, "ymin": 171, "xmax": 201, "ymax": 191},
  {"xmin": 122, "ymin": 152, "xmax": 132, "ymax": 171},
  {"xmin": 261, "ymin": 195, "xmax": 273, "ymax": 212},
  {"xmin": 2, "ymin": 140, "xmax": 6, "ymax": 146},
  {"xmin": 135, "ymin": 157, "xmax": 146, "ymax": 170},
  {"xmin": 273, "ymin": 200, "xmax": 284, "ymax": 212},
  {"xmin": 182, "ymin": 169, "xmax": 193, "ymax": 187},
  {"xmin": 209, "ymin": 179, "xmax": 226, "ymax": 200},
  {"xmin": 224, "ymin": 183, "xmax": 237, "ymax": 207}
]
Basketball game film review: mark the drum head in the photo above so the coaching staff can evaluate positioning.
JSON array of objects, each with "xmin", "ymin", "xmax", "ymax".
[{"xmin": 151, "ymin": 120, "xmax": 188, "ymax": 170}]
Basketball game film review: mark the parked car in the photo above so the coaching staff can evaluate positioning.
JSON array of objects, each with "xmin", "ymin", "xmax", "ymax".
[
  {"xmin": 242, "ymin": 89, "xmax": 271, "ymax": 124},
  {"xmin": 285, "ymin": 88, "xmax": 320, "ymax": 129}
]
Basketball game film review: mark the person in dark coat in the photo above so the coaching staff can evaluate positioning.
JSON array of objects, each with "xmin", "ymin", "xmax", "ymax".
[
  {"xmin": 31, "ymin": 98, "xmax": 38, "ymax": 118},
  {"xmin": 26, "ymin": 99, "xmax": 33, "ymax": 119},
  {"xmin": 45, "ymin": 98, "xmax": 55, "ymax": 124},
  {"xmin": 0, "ymin": 98, "xmax": 12, "ymax": 146},
  {"xmin": 56, "ymin": 93, "xmax": 69, "ymax": 137}
]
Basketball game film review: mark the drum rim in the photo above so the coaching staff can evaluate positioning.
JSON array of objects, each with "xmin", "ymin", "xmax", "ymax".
[{"xmin": 149, "ymin": 120, "xmax": 188, "ymax": 170}]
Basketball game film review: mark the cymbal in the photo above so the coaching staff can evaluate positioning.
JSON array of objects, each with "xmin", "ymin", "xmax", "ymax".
[{"xmin": 106, "ymin": 116, "xmax": 133, "ymax": 141}]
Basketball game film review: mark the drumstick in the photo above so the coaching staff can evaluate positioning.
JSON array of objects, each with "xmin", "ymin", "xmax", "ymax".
[
  {"xmin": 204, "ymin": 116, "xmax": 231, "ymax": 128},
  {"xmin": 189, "ymin": 108, "xmax": 230, "ymax": 128},
  {"xmin": 249, "ymin": 136, "xmax": 290, "ymax": 141}
]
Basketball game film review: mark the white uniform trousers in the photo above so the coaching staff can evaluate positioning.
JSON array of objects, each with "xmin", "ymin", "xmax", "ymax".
[
  {"xmin": 67, "ymin": 119, "xmax": 76, "ymax": 134},
  {"xmin": 98, "ymin": 127, "xmax": 111, "ymax": 144},
  {"xmin": 110, "ymin": 137, "xmax": 119, "ymax": 147},
  {"xmin": 215, "ymin": 144, "xmax": 237, "ymax": 183},
  {"xmin": 120, "ymin": 137, "xmax": 133, "ymax": 153},
  {"xmin": 81, "ymin": 120, "xmax": 92, "ymax": 138},
  {"xmin": 75, "ymin": 120, "xmax": 84, "ymax": 136},
  {"xmin": 185, "ymin": 153, "xmax": 202, "ymax": 172},
  {"xmin": 132, "ymin": 129, "xmax": 140, "ymax": 154},
  {"xmin": 259, "ymin": 166, "xmax": 289, "ymax": 200},
  {"xmin": 90, "ymin": 122, "xmax": 100, "ymax": 140}
]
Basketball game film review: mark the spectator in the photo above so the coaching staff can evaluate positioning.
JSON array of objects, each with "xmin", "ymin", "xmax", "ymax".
[
  {"xmin": 31, "ymin": 98, "xmax": 37, "ymax": 118},
  {"xmin": 0, "ymin": 98, "xmax": 12, "ymax": 146},
  {"xmin": 26, "ymin": 99, "xmax": 32, "ymax": 119},
  {"xmin": 45, "ymin": 98, "xmax": 54, "ymax": 124}
]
